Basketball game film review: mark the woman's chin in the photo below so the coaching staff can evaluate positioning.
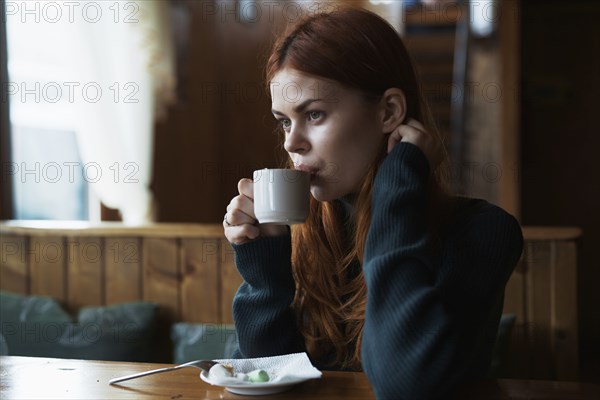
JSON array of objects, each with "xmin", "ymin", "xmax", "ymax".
[{"xmin": 310, "ymin": 187, "xmax": 339, "ymax": 203}]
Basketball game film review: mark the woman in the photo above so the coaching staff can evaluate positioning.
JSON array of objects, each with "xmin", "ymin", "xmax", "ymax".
[{"xmin": 223, "ymin": 7, "xmax": 523, "ymax": 399}]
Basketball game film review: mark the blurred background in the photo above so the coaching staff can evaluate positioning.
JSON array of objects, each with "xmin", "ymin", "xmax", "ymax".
[{"xmin": 1, "ymin": 0, "xmax": 598, "ymax": 383}]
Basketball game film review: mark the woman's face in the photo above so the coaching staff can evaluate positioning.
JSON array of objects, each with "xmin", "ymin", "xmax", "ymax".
[{"xmin": 270, "ymin": 68, "xmax": 385, "ymax": 202}]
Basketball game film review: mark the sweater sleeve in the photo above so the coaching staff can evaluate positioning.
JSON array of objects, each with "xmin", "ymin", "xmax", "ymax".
[
  {"xmin": 230, "ymin": 234, "xmax": 305, "ymax": 358},
  {"xmin": 361, "ymin": 142, "xmax": 523, "ymax": 400}
]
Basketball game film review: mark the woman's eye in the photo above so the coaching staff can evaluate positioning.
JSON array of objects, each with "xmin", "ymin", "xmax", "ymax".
[
  {"xmin": 279, "ymin": 119, "xmax": 291, "ymax": 130},
  {"xmin": 308, "ymin": 111, "xmax": 322, "ymax": 120}
]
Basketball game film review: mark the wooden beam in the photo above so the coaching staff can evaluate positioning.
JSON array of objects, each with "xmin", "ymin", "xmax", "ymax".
[
  {"xmin": 499, "ymin": 0, "xmax": 521, "ymax": 218},
  {"xmin": 0, "ymin": 0, "xmax": 13, "ymax": 220}
]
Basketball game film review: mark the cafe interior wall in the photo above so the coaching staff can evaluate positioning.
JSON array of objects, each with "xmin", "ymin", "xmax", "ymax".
[
  {"xmin": 152, "ymin": 0, "xmax": 285, "ymax": 223},
  {"xmin": 518, "ymin": 0, "xmax": 600, "ymax": 383},
  {"xmin": 456, "ymin": 0, "xmax": 600, "ymax": 382}
]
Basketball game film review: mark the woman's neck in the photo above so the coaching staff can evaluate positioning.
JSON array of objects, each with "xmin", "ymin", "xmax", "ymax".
[{"xmin": 340, "ymin": 192, "xmax": 357, "ymax": 207}]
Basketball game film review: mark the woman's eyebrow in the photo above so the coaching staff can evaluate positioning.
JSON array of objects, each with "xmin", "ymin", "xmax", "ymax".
[{"xmin": 272, "ymin": 98, "xmax": 323, "ymax": 116}]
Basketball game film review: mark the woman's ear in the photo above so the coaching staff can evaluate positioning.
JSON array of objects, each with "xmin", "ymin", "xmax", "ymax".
[{"xmin": 378, "ymin": 88, "xmax": 407, "ymax": 134}]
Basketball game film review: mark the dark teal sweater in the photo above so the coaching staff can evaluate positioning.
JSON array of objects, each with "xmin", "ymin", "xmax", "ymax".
[{"xmin": 231, "ymin": 142, "xmax": 523, "ymax": 399}]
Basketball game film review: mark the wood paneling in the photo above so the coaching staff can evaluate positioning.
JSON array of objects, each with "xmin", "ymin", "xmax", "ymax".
[
  {"xmin": 501, "ymin": 231, "xmax": 580, "ymax": 380},
  {"xmin": 67, "ymin": 237, "xmax": 103, "ymax": 311},
  {"xmin": 0, "ymin": 234, "xmax": 28, "ymax": 294},
  {"xmin": 179, "ymin": 238, "xmax": 219, "ymax": 323},
  {"xmin": 0, "ymin": 221, "xmax": 580, "ymax": 380},
  {"xmin": 499, "ymin": 0, "xmax": 521, "ymax": 217},
  {"xmin": 143, "ymin": 238, "xmax": 180, "ymax": 322},
  {"xmin": 29, "ymin": 236, "xmax": 65, "ymax": 303},
  {"xmin": 220, "ymin": 238, "xmax": 241, "ymax": 323},
  {"xmin": 0, "ymin": 220, "xmax": 223, "ymax": 237},
  {"xmin": 142, "ymin": 237, "xmax": 180, "ymax": 362},
  {"xmin": 503, "ymin": 246, "xmax": 529, "ymax": 378},
  {"xmin": 152, "ymin": 0, "xmax": 284, "ymax": 224},
  {"xmin": 519, "ymin": 1, "xmax": 600, "ymax": 382},
  {"xmin": 0, "ymin": 0, "xmax": 12, "ymax": 220},
  {"xmin": 552, "ymin": 240, "xmax": 579, "ymax": 380},
  {"xmin": 527, "ymin": 241, "xmax": 553, "ymax": 378},
  {"xmin": 105, "ymin": 238, "xmax": 142, "ymax": 304}
]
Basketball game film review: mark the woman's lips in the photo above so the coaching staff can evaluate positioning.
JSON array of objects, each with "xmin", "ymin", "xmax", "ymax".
[
  {"xmin": 294, "ymin": 164, "xmax": 320, "ymax": 181},
  {"xmin": 294, "ymin": 164, "xmax": 319, "ymax": 175}
]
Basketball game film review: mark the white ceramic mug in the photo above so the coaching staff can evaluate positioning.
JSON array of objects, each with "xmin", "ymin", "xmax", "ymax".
[{"xmin": 253, "ymin": 169, "xmax": 310, "ymax": 225}]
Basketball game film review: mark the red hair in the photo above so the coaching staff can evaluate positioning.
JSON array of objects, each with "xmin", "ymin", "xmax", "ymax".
[{"xmin": 265, "ymin": 6, "xmax": 450, "ymax": 370}]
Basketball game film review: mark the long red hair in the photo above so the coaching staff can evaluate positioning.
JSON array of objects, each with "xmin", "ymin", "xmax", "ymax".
[{"xmin": 265, "ymin": 7, "xmax": 451, "ymax": 370}]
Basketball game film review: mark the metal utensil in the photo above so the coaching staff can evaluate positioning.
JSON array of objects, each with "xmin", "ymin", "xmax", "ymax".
[{"xmin": 109, "ymin": 360, "xmax": 218, "ymax": 385}]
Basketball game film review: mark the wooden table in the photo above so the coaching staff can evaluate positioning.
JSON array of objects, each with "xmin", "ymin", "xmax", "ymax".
[
  {"xmin": 0, "ymin": 356, "xmax": 374, "ymax": 399},
  {"xmin": 1, "ymin": 356, "xmax": 599, "ymax": 400}
]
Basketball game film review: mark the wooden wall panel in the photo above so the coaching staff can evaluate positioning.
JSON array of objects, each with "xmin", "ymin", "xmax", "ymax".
[
  {"xmin": 499, "ymin": 0, "xmax": 521, "ymax": 217},
  {"xmin": 527, "ymin": 241, "xmax": 553, "ymax": 379},
  {"xmin": 520, "ymin": 2, "xmax": 600, "ymax": 380},
  {"xmin": 180, "ymin": 238, "xmax": 219, "ymax": 323},
  {"xmin": 503, "ymin": 253, "xmax": 528, "ymax": 378},
  {"xmin": 67, "ymin": 237, "xmax": 103, "ymax": 310},
  {"xmin": 29, "ymin": 236, "xmax": 65, "ymax": 303},
  {"xmin": 220, "ymin": 239, "xmax": 241, "ymax": 324},
  {"xmin": 0, "ymin": 0, "xmax": 11, "ymax": 220},
  {"xmin": 142, "ymin": 237, "xmax": 180, "ymax": 362},
  {"xmin": 552, "ymin": 241, "xmax": 579, "ymax": 380},
  {"xmin": 0, "ymin": 222, "xmax": 581, "ymax": 380},
  {"xmin": 142, "ymin": 237, "xmax": 180, "ymax": 321},
  {"xmin": 503, "ymin": 237, "xmax": 580, "ymax": 381},
  {"xmin": 152, "ymin": 1, "xmax": 283, "ymax": 223},
  {"xmin": 105, "ymin": 238, "xmax": 142, "ymax": 305},
  {"xmin": 0, "ymin": 234, "xmax": 28, "ymax": 294}
]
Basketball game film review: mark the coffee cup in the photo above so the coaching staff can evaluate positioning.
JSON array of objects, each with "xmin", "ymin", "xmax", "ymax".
[{"xmin": 253, "ymin": 168, "xmax": 310, "ymax": 224}]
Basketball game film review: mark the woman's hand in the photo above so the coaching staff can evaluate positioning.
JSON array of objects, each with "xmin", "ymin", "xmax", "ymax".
[
  {"xmin": 223, "ymin": 178, "xmax": 289, "ymax": 245},
  {"xmin": 387, "ymin": 118, "xmax": 443, "ymax": 170}
]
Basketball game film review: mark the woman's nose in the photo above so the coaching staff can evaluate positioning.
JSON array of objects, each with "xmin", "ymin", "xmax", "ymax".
[{"xmin": 283, "ymin": 125, "xmax": 309, "ymax": 154}]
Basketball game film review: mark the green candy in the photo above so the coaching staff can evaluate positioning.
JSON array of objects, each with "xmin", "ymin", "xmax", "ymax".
[{"xmin": 247, "ymin": 369, "xmax": 269, "ymax": 383}]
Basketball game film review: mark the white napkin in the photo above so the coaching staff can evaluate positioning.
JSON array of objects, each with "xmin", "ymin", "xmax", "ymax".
[{"xmin": 207, "ymin": 352, "xmax": 322, "ymax": 385}]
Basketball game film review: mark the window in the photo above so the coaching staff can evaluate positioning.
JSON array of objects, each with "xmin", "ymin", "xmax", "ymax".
[
  {"xmin": 5, "ymin": 0, "xmax": 100, "ymax": 221},
  {"xmin": 11, "ymin": 126, "xmax": 89, "ymax": 220}
]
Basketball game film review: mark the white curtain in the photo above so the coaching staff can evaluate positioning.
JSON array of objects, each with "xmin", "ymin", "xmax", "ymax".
[
  {"xmin": 67, "ymin": 1, "xmax": 175, "ymax": 223},
  {"xmin": 7, "ymin": 0, "xmax": 175, "ymax": 223}
]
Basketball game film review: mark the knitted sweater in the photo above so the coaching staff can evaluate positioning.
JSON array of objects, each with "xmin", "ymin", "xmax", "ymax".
[{"xmin": 230, "ymin": 142, "xmax": 523, "ymax": 399}]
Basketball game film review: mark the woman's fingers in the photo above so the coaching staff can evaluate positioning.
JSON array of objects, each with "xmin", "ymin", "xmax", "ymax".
[
  {"xmin": 226, "ymin": 178, "xmax": 257, "ymax": 225},
  {"xmin": 223, "ymin": 178, "xmax": 260, "ymax": 244},
  {"xmin": 387, "ymin": 118, "xmax": 424, "ymax": 153},
  {"xmin": 406, "ymin": 118, "xmax": 426, "ymax": 131},
  {"xmin": 387, "ymin": 118, "xmax": 442, "ymax": 170},
  {"xmin": 237, "ymin": 178, "xmax": 254, "ymax": 199},
  {"xmin": 224, "ymin": 203, "xmax": 260, "ymax": 244},
  {"xmin": 397, "ymin": 118, "xmax": 426, "ymax": 143},
  {"xmin": 387, "ymin": 119, "xmax": 425, "ymax": 154},
  {"xmin": 226, "ymin": 193, "xmax": 257, "ymax": 226},
  {"xmin": 224, "ymin": 178, "xmax": 289, "ymax": 244},
  {"xmin": 224, "ymin": 224, "xmax": 261, "ymax": 245}
]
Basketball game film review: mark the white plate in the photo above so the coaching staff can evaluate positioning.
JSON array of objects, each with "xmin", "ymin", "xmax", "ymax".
[{"xmin": 199, "ymin": 370, "xmax": 312, "ymax": 396}]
